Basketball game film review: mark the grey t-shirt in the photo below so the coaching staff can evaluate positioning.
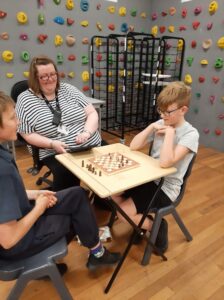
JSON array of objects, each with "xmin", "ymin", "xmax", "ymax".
[{"xmin": 148, "ymin": 120, "xmax": 199, "ymax": 201}]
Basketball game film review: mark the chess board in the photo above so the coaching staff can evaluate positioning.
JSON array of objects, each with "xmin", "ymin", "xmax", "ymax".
[{"xmin": 87, "ymin": 152, "xmax": 140, "ymax": 175}]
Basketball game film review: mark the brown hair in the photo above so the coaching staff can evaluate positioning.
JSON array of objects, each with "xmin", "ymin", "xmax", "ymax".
[
  {"xmin": 0, "ymin": 91, "xmax": 15, "ymax": 128},
  {"xmin": 28, "ymin": 55, "xmax": 60, "ymax": 95},
  {"xmin": 157, "ymin": 81, "xmax": 191, "ymax": 111}
]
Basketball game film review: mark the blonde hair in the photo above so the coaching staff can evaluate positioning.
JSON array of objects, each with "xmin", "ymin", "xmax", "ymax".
[
  {"xmin": 28, "ymin": 55, "xmax": 60, "ymax": 95},
  {"xmin": 157, "ymin": 81, "xmax": 191, "ymax": 111},
  {"xmin": 0, "ymin": 92, "xmax": 15, "ymax": 128}
]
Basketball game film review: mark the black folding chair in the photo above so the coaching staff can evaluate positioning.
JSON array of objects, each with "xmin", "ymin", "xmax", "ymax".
[{"xmin": 11, "ymin": 80, "xmax": 52, "ymax": 188}]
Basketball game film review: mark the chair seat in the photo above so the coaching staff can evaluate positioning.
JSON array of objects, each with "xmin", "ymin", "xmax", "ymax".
[{"xmin": 0, "ymin": 237, "xmax": 73, "ymax": 300}]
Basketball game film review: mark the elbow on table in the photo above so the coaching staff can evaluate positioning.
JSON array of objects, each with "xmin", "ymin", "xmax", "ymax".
[{"xmin": 159, "ymin": 160, "xmax": 174, "ymax": 168}]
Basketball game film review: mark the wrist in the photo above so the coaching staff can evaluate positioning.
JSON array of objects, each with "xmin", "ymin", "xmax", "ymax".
[
  {"xmin": 83, "ymin": 129, "xmax": 93, "ymax": 137},
  {"xmin": 50, "ymin": 140, "xmax": 54, "ymax": 149}
]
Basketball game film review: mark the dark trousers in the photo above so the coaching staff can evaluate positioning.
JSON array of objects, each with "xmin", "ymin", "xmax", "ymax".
[
  {"xmin": 3, "ymin": 187, "xmax": 99, "ymax": 260},
  {"xmin": 43, "ymin": 155, "xmax": 80, "ymax": 191}
]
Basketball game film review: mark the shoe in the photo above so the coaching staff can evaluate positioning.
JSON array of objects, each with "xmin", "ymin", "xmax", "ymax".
[
  {"xmin": 86, "ymin": 247, "xmax": 121, "ymax": 270},
  {"xmin": 37, "ymin": 263, "xmax": 68, "ymax": 280},
  {"xmin": 153, "ymin": 218, "xmax": 168, "ymax": 255}
]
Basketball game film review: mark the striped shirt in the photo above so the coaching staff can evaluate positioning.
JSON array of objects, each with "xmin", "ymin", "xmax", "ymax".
[{"xmin": 16, "ymin": 82, "xmax": 101, "ymax": 160}]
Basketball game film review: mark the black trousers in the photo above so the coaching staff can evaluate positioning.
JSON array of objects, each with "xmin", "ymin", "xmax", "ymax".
[
  {"xmin": 2, "ymin": 187, "xmax": 99, "ymax": 260},
  {"xmin": 43, "ymin": 155, "xmax": 80, "ymax": 191}
]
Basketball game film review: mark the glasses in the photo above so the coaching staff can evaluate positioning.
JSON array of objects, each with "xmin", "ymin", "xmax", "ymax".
[
  {"xmin": 38, "ymin": 72, "xmax": 58, "ymax": 81},
  {"xmin": 157, "ymin": 107, "xmax": 181, "ymax": 117}
]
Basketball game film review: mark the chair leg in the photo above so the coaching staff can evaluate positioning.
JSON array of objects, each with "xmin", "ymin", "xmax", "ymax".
[
  {"xmin": 141, "ymin": 216, "xmax": 162, "ymax": 266},
  {"xmin": 48, "ymin": 264, "xmax": 73, "ymax": 300},
  {"xmin": 7, "ymin": 274, "xmax": 30, "ymax": 300},
  {"xmin": 172, "ymin": 209, "xmax": 193, "ymax": 241}
]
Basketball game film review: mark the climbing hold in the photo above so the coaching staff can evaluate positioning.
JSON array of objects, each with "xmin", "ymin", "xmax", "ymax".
[
  {"xmin": 96, "ymin": 53, "xmax": 102, "ymax": 61},
  {"xmin": 68, "ymin": 54, "xmax": 76, "ymax": 61},
  {"xmin": 151, "ymin": 25, "xmax": 158, "ymax": 36},
  {"xmin": 6, "ymin": 73, "xmax": 14, "ymax": 78},
  {"xmin": 212, "ymin": 76, "xmax": 219, "ymax": 84},
  {"xmin": 195, "ymin": 92, "xmax": 201, "ymax": 98},
  {"xmin": 209, "ymin": 95, "xmax": 215, "ymax": 104},
  {"xmin": 58, "ymin": 72, "xmax": 66, "ymax": 78},
  {"xmin": 95, "ymin": 37, "xmax": 102, "ymax": 48},
  {"xmin": 209, "ymin": 1, "xmax": 218, "ymax": 15},
  {"xmin": 161, "ymin": 11, "xmax": 167, "ymax": 17},
  {"xmin": 96, "ymin": 22, "xmax": 102, "ymax": 31},
  {"xmin": 17, "ymin": 12, "xmax": 28, "ymax": 24},
  {"xmin": 54, "ymin": 35, "xmax": 63, "ymax": 46},
  {"xmin": 68, "ymin": 71, "xmax": 75, "ymax": 78},
  {"xmin": 80, "ymin": 0, "xmax": 89, "ymax": 12},
  {"xmin": 184, "ymin": 74, "xmax": 192, "ymax": 85},
  {"xmin": 108, "ymin": 23, "xmax": 115, "ymax": 31},
  {"xmin": 20, "ymin": 33, "xmax": 28, "ymax": 40},
  {"xmin": 96, "ymin": 3, "xmax": 101, "ymax": 10},
  {"xmin": 0, "ymin": 10, "xmax": 7, "ymax": 18},
  {"xmin": 108, "ymin": 85, "xmax": 115, "ymax": 93},
  {"xmin": 181, "ymin": 7, "xmax": 187, "ymax": 18},
  {"xmin": 207, "ymin": 22, "xmax": 213, "ymax": 30},
  {"xmin": 198, "ymin": 76, "xmax": 205, "ymax": 83},
  {"xmin": 159, "ymin": 26, "xmax": 166, "ymax": 34},
  {"xmin": 66, "ymin": 35, "xmax": 76, "ymax": 46},
  {"xmin": 179, "ymin": 25, "xmax": 187, "ymax": 31},
  {"xmin": 38, "ymin": 34, "xmax": 48, "ymax": 43},
  {"xmin": 107, "ymin": 6, "xmax": 115, "ymax": 13},
  {"xmin": 121, "ymin": 23, "xmax": 128, "ymax": 33},
  {"xmin": 165, "ymin": 57, "xmax": 171, "ymax": 67},
  {"xmin": 192, "ymin": 21, "xmax": 200, "ymax": 30},
  {"xmin": 177, "ymin": 39, "xmax": 184, "ymax": 51},
  {"xmin": 0, "ymin": 32, "xmax": 9, "ymax": 40},
  {"xmin": 80, "ymin": 20, "xmax": 89, "ymax": 27},
  {"xmin": 95, "ymin": 71, "xmax": 102, "ymax": 77},
  {"xmin": 202, "ymin": 39, "xmax": 212, "ymax": 50},
  {"xmin": 21, "ymin": 51, "xmax": 30, "ymax": 62},
  {"xmin": 2, "ymin": 50, "xmax": 14, "ymax": 62},
  {"xmin": 194, "ymin": 6, "xmax": 202, "ymax": 15},
  {"xmin": 169, "ymin": 7, "xmax": 176, "ymax": 16},
  {"xmin": 57, "ymin": 52, "xmax": 64, "ymax": 64},
  {"xmin": 82, "ymin": 71, "xmax": 89, "ymax": 82},
  {"xmin": 119, "ymin": 7, "xmax": 126, "ymax": 16},
  {"xmin": 186, "ymin": 56, "xmax": 194, "ymax": 67},
  {"xmin": 53, "ymin": 0, "xmax": 61, "ymax": 4},
  {"xmin": 82, "ymin": 55, "xmax": 89, "ymax": 64},
  {"xmin": 130, "ymin": 8, "xmax": 137, "ymax": 17},
  {"xmin": 67, "ymin": 18, "xmax": 74, "ymax": 26},
  {"xmin": 168, "ymin": 25, "xmax": 175, "ymax": 33},
  {"xmin": 82, "ymin": 86, "xmax": 89, "ymax": 92},
  {"xmin": 129, "ymin": 25, "xmax": 135, "ymax": 32},
  {"xmin": 151, "ymin": 13, "xmax": 157, "ymax": 21},
  {"xmin": 203, "ymin": 128, "xmax": 210, "ymax": 134},
  {"xmin": 54, "ymin": 16, "xmax": 65, "ymax": 25},
  {"xmin": 82, "ymin": 37, "xmax": 89, "ymax": 44},
  {"xmin": 140, "ymin": 12, "xmax": 146, "ymax": 18},
  {"xmin": 193, "ymin": 107, "xmax": 199, "ymax": 114},
  {"xmin": 215, "ymin": 128, "xmax": 222, "ymax": 136},
  {"xmin": 23, "ymin": 71, "xmax": 29, "ymax": 78},
  {"xmin": 214, "ymin": 58, "xmax": 223, "ymax": 69},
  {"xmin": 200, "ymin": 59, "xmax": 208, "ymax": 65},
  {"xmin": 38, "ymin": 13, "xmax": 45, "ymax": 25},
  {"xmin": 191, "ymin": 40, "xmax": 197, "ymax": 48},
  {"xmin": 66, "ymin": 0, "xmax": 74, "ymax": 10},
  {"xmin": 217, "ymin": 37, "xmax": 224, "ymax": 49}
]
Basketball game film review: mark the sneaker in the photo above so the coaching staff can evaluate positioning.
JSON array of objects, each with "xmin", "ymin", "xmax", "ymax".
[
  {"xmin": 86, "ymin": 247, "xmax": 121, "ymax": 270},
  {"xmin": 154, "ymin": 218, "xmax": 168, "ymax": 255},
  {"xmin": 37, "ymin": 263, "xmax": 68, "ymax": 280}
]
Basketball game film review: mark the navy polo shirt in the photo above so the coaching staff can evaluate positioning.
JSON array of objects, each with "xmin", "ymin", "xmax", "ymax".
[{"xmin": 0, "ymin": 145, "xmax": 33, "ymax": 257}]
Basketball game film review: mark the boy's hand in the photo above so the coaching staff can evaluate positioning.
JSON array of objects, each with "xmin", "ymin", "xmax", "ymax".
[
  {"xmin": 35, "ymin": 194, "xmax": 51, "ymax": 215},
  {"xmin": 155, "ymin": 125, "xmax": 175, "ymax": 136}
]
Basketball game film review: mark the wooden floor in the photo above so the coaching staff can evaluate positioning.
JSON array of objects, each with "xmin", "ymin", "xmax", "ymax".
[{"xmin": 2, "ymin": 132, "xmax": 224, "ymax": 300}]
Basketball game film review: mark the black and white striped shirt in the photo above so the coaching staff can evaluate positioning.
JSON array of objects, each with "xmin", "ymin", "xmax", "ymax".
[{"xmin": 16, "ymin": 82, "xmax": 101, "ymax": 160}]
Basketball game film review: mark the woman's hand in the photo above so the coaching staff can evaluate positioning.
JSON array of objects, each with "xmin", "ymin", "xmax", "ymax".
[
  {"xmin": 75, "ymin": 131, "xmax": 91, "ymax": 144},
  {"xmin": 51, "ymin": 140, "xmax": 68, "ymax": 153}
]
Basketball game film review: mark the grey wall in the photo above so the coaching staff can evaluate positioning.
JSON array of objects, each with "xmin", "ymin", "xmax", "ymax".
[
  {"xmin": 0, "ymin": 0, "xmax": 151, "ymax": 94},
  {"xmin": 151, "ymin": 0, "xmax": 224, "ymax": 151}
]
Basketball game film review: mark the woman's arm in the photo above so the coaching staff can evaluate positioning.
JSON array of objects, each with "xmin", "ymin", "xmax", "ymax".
[{"xmin": 20, "ymin": 132, "xmax": 68, "ymax": 153}]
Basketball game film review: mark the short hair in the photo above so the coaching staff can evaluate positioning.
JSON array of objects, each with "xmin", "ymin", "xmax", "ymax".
[
  {"xmin": 0, "ymin": 91, "xmax": 15, "ymax": 128},
  {"xmin": 157, "ymin": 81, "xmax": 191, "ymax": 111},
  {"xmin": 28, "ymin": 55, "xmax": 60, "ymax": 95}
]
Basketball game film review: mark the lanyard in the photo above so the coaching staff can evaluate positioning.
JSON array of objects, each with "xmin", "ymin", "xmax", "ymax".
[{"xmin": 41, "ymin": 92, "xmax": 61, "ymax": 114}]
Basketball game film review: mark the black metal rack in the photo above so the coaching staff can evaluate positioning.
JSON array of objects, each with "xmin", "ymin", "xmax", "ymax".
[{"xmin": 91, "ymin": 33, "xmax": 185, "ymax": 142}]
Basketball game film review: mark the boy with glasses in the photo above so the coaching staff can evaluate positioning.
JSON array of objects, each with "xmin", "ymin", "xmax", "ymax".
[{"xmin": 112, "ymin": 81, "xmax": 199, "ymax": 253}]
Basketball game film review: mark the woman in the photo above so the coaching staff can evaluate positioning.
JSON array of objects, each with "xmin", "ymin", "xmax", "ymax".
[
  {"xmin": 0, "ymin": 91, "xmax": 120, "ymax": 269},
  {"xmin": 16, "ymin": 55, "xmax": 101, "ymax": 191}
]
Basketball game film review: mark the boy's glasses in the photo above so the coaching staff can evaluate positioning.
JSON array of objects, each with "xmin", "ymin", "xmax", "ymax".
[
  {"xmin": 38, "ymin": 72, "xmax": 58, "ymax": 82},
  {"xmin": 157, "ymin": 107, "xmax": 181, "ymax": 117}
]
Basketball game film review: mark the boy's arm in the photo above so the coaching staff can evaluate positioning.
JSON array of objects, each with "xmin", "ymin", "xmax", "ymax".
[
  {"xmin": 159, "ymin": 127, "xmax": 190, "ymax": 168},
  {"xmin": 0, "ymin": 194, "xmax": 52, "ymax": 249},
  {"xmin": 130, "ymin": 123, "xmax": 155, "ymax": 150}
]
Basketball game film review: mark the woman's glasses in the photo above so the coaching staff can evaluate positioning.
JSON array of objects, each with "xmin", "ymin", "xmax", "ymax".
[{"xmin": 38, "ymin": 72, "xmax": 58, "ymax": 82}]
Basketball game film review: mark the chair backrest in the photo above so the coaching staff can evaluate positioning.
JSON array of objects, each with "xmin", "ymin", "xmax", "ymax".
[
  {"xmin": 11, "ymin": 80, "xmax": 29, "ymax": 103},
  {"xmin": 174, "ymin": 153, "xmax": 196, "ymax": 207}
]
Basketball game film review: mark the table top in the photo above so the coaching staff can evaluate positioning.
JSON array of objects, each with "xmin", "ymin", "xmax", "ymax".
[{"xmin": 56, "ymin": 143, "xmax": 176, "ymax": 198}]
